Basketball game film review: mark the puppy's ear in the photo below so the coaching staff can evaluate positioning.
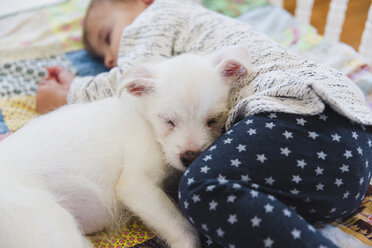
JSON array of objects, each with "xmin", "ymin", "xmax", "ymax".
[
  {"xmin": 123, "ymin": 78, "xmax": 155, "ymax": 97},
  {"xmin": 214, "ymin": 46, "xmax": 250, "ymax": 85},
  {"xmin": 217, "ymin": 59, "xmax": 248, "ymax": 83},
  {"xmin": 117, "ymin": 67, "xmax": 155, "ymax": 97}
]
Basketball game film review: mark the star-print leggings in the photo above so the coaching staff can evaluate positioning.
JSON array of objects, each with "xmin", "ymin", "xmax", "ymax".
[{"xmin": 178, "ymin": 105, "xmax": 372, "ymax": 248}]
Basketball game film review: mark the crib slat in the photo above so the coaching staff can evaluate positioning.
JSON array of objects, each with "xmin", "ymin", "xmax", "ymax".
[
  {"xmin": 359, "ymin": 4, "xmax": 372, "ymax": 65},
  {"xmin": 324, "ymin": 0, "xmax": 349, "ymax": 43},
  {"xmin": 269, "ymin": 0, "xmax": 283, "ymax": 8},
  {"xmin": 295, "ymin": 0, "xmax": 315, "ymax": 24}
]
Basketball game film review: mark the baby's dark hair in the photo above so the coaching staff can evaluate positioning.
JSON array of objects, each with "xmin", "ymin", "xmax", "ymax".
[{"xmin": 82, "ymin": 0, "xmax": 134, "ymax": 58}]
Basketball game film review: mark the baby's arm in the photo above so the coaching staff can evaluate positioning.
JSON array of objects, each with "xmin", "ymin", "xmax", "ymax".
[
  {"xmin": 36, "ymin": 66, "xmax": 120, "ymax": 114},
  {"xmin": 66, "ymin": 67, "xmax": 121, "ymax": 104}
]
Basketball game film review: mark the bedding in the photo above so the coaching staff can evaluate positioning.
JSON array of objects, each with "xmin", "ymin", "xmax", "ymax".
[{"xmin": 0, "ymin": 0, "xmax": 371, "ymax": 246}]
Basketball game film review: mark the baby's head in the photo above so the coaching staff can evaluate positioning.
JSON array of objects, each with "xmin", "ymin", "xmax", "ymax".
[{"xmin": 83, "ymin": 0, "xmax": 153, "ymax": 68}]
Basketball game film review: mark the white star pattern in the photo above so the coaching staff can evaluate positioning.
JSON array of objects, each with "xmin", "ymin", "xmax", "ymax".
[
  {"xmin": 175, "ymin": 110, "xmax": 372, "ymax": 247},
  {"xmin": 250, "ymin": 190, "xmax": 259, "ymax": 198},
  {"xmin": 319, "ymin": 114, "xmax": 328, "ymax": 121},
  {"xmin": 292, "ymin": 175, "xmax": 302, "ymax": 184},
  {"xmin": 297, "ymin": 159, "xmax": 307, "ymax": 169},
  {"xmin": 360, "ymin": 177, "xmax": 365, "ymax": 185},
  {"xmin": 296, "ymin": 118, "xmax": 307, "ymax": 126},
  {"xmin": 226, "ymin": 130, "xmax": 234, "ymax": 135},
  {"xmin": 251, "ymin": 216, "xmax": 262, "ymax": 227},
  {"xmin": 268, "ymin": 113, "xmax": 277, "ymax": 119},
  {"xmin": 245, "ymin": 119, "xmax": 253, "ymax": 125},
  {"xmin": 316, "ymin": 183, "xmax": 325, "ymax": 191},
  {"xmin": 206, "ymin": 237, "xmax": 213, "ymax": 246},
  {"xmin": 217, "ymin": 174, "xmax": 228, "ymax": 184},
  {"xmin": 206, "ymin": 185, "xmax": 216, "ymax": 192},
  {"xmin": 339, "ymin": 164, "xmax": 349, "ymax": 173},
  {"xmin": 188, "ymin": 217, "xmax": 194, "ymax": 224},
  {"xmin": 236, "ymin": 144, "xmax": 246, "ymax": 152},
  {"xmin": 227, "ymin": 195, "xmax": 236, "ymax": 203},
  {"xmin": 265, "ymin": 122, "xmax": 276, "ymax": 129},
  {"xmin": 216, "ymin": 228, "xmax": 224, "ymax": 237},
  {"xmin": 264, "ymin": 203, "xmax": 274, "ymax": 213},
  {"xmin": 200, "ymin": 165, "xmax": 210, "ymax": 173},
  {"xmin": 233, "ymin": 183, "xmax": 241, "ymax": 189},
  {"xmin": 280, "ymin": 147, "xmax": 292, "ymax": 156},
  {"xmin": 187, "ymin": 177, "xmax": 194, "ymax": 185},
  {"xmin": 203, "ymin": 155, "xmax": 212, "ymax": 161},
  {"xmin": 209, "ymin": 200, "xmax": 218, "ymax": 210},
  {"xmin": 357, "ymin": 147, "xmax": 363, "ymax": 155},
  {"xmin": 343, "ymin": 191, "xmax": 350, "ymax": 199},
  {"xmin": 344, "ymin": 150, "xmax": 353, "ymax": 159},
  {"xmin": 334, "ymin": 178, "xmax": 343, "ymax": 187},
  {"xmin": 291, "ymin": 229, "xmax": 301, "ymax": 239},
  {"xmin": 283, "ymin": 130, "xmax": 293, "ymax": 139},
  {"xmin": 283, "ymin": 209, "xmax": 292, "ymax": 217},
  {"xmin": 247, "ymin": 128, "xmax": 257, "ymax": 135},
  {"xmin": 265, "ymin": 177, "xmax": 275, "ymax": 185},
  {"xmin": 355, "ymin": 193, "xmax": 360, "ymax": 199},
  {"xmin": 315, "ymin": 166, "xmax": 324, "ymax": 175},
  {"xmin": 268, "ymin": 195, "xmax": 275, "ymax": 201},
  {"xmin": 368, "ymin": 139, "xmax": 372, "ymax": 148},
  {"xmin": 241, "ymin": 174, "xmax": 250, "ymax": 182},
  {"xmin": 192, "ymin": 194, "xmax": 201, "ymax": 203},
  {"xmin": 257, "ymin": 154, "xmax": 267, "ymax": 163},
  {"xmin": 201, "ymin": 224, "xmax": 208, "ymax": 231},
  {"xmin": 230, "ymin": 159, "xmax": 241, "ymax": 167},
  {"xmin": 308, "ymin": 131, "xmax": 319, "ymax": 139},
  {"xmin": 227, "ymin": 214, "xmax": 238, "ymax": 224},
  {"xmin": 308, "ymin": 225, "xmax": 316, "ymax": 232},
  {"xmin": 263, "ymin": 237, "xmax": 274, "ymax": 248},
  {"xmin": 317, "ymin": 151, "xmax": 327, "ymax": 160},
  {"xmin": 208, "ymin": 145, "xmax": 217, "ymax": 151},
  {"xmin": 331, "ymin": 133, "xmax": 341, "ymax": 142},
  {"xmin": 290, "ymin": 188, "xmax": 300, "ymax": 195},
  {"xmin": 252, "ymin": 184, "xmax": 260, "ymax": 189},
  {"xmin": 351, "ymin": 131, "xmax": 359, "ymax": 140}
]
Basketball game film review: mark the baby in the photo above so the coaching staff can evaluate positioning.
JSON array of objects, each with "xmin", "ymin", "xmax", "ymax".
[
  {"xmin": 36, "ymin": 0, "xmax": 153, "ymax": 113},
  {"xmin": 35, "ymin": 0, "xmax": 372, "ymax": 247}
]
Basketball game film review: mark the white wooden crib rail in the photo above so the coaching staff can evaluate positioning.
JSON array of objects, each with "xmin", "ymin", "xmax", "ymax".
[{"xmin": 269, "ymin": 0, "xmax": 372, "ymax": 65}]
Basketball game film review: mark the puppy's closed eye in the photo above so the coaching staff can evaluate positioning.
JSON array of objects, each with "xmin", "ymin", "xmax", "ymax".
[
  {"xmin": 159, "ymin": 114, "xmax": 176, "ymax": 130},
  {"xmin": 166, "ymin": 120, "xmax": 176, "ymax": 128},
  {"xmin": 206, "ymin": 118, "xmax": 218, "ymax": 127}
]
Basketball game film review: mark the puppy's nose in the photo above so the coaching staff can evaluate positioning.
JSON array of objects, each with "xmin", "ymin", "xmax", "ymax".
[{"xmin": 180, "ymin": 150, "xmax": 201, "ymax": 167}]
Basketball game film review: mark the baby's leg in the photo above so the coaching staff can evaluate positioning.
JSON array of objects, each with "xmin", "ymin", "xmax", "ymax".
[{"xmin": 179, "ymin": 106, "xmax": 372, "ymax": 248}]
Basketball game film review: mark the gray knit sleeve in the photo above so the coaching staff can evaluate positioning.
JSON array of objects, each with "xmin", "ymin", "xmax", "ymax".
[{"xmin": 66, "ymin": 67, "xmax": 120, "ymax": 104}]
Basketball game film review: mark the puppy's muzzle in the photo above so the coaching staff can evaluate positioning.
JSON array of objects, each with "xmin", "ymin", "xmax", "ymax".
[{"xmin": 180, "ymin": 150, "xmax": 201, "ymax": 167}]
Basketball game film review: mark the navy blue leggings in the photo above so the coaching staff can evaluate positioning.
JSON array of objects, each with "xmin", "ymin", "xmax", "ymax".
[{"xmin": 178, "ymin": 106, "xmax": 372, "ymax": 248}]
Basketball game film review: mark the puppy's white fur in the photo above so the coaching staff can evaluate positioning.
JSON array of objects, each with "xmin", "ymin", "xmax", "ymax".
[{"xmin": 0, "ymin": 49, "xmax": 249, "ymax": 248}]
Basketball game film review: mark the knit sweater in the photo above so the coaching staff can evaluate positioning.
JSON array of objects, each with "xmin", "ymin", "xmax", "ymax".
[{"xmin": 68, "ymin": 0, "xmax": 372, "ymax": 128}]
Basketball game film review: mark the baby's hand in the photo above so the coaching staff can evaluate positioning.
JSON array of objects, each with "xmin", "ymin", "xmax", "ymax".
[{"xmin": 36, "ymin": 67, "xmax": 75, "ymax": 114}]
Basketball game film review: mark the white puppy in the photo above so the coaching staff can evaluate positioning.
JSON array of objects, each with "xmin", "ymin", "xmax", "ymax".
[{"xmin": 0, "ymin": 49, "xmax": 249, "ymax": 248}]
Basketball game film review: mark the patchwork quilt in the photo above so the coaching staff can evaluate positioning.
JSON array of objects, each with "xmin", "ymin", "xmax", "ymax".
[{"xmin": 0, "ymin": 0, "xmax": 372, "ymax": 246}]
